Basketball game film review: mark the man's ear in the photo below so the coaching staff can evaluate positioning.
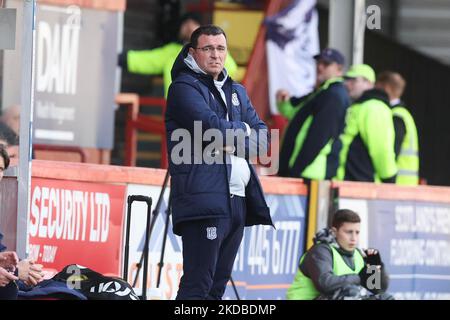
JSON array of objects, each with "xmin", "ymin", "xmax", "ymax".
[{"xmin": 189, "ymin": 46, "xmax": 195, "ymax": 56}]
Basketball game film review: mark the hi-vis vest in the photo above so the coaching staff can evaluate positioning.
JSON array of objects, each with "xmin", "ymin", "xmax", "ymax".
[
  {"xmin": 392, "ymin": 106, "xmax": 419, "ymax": 185},
  {"xmin": 286, "ymin": 244, "xmax": 365, "ymax": 300}
]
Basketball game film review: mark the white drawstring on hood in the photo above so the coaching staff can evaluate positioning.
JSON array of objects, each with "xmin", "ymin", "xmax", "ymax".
[{"xmin": 184, "ymin": 53, "xmax": 207, "ymax": 75}]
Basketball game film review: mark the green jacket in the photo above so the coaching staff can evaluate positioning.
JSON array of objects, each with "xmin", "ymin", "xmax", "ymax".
[
  {"xmin": 287, "ymin": 244, "xmax": 365, "ymax": 300},
  {"xmin": 392, "ymin": 105, "xmax": 419, "ymax": 185},
  {"xmin": 336, "ymin": 89, "xmax": 397, "ymax": 182},
  {"xmin": 127, "ymin": 42, "xmax": 238, "ymax": 97}
]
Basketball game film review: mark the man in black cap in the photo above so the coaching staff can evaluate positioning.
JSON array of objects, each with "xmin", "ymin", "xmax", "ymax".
[{"xmin": 276, "ymin": 48, "xmax": 351, "ymax": 180}]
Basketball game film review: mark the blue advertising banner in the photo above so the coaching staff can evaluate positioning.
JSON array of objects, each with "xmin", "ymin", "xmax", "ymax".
[
  {"xmin": 125, "ymin": 184, "xmax": 307, "ymax": 300},
  {"xmin": 223, "ymin": 193, "xmax": 308, "ymax": 300},
  {"xmin": 340, "ymin": 198, "xmax": 450, "ymax": 300}
]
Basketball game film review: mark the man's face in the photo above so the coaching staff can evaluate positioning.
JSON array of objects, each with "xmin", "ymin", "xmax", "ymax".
[
  {"xmin": 0, "ymin": 155, "xmax": 4, "ymax": 181},
  {"xmin": 345, "ymin": 77, "xmax": 373, "ymax": 100},
  {"xmin": 0, "ymin": 138, "xmax": 18, "ymax": 168},
  {"xmin": 7, "ymin": 145, "xmax": 19, "ymax": 167},
  {"xmin": 179, "ymin": 19, "xmax": 200, "ymax": 44},
  {"xmin": 333, "ymin": 222, "xmax": 360, "ymax": 252},
  {"xmin": 190, "ymin": 34, "xmax": 227, "ymax": 80},
  {"xmin": 316, "ymin": 60, "xmax": 343, "ymax": 85}
]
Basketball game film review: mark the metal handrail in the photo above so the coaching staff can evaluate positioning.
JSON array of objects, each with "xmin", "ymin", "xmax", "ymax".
[
  {"xmin": 115, "ymin": 93, "xmax": 167, "ymax": 168},
  {"xmin": 33, "ymin": 144, "xmax": 87, "ymax": 163}
]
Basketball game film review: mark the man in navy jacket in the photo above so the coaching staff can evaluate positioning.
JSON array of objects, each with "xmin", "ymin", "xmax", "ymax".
[
  {"xmin": 165, "ymin": 25, "xmax": 273, "ymax": 300},
  {"xmin": 277, "ymin": 48, "xmax": 350, "ymax": 180}
]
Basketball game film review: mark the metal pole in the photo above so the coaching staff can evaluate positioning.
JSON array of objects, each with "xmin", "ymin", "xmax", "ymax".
[
  {"xmin": 329, "ymin": 0, "xmax": 366, "ymax": 67},
  {"xmin": 16, "ymin": 0, "xmax": 36, "ymax": 258},
  {"xmin": 156, "ymin": 195, "xmax": 171, "ymax": 288},
  {"xmin": 352, "ymin": 0, "xmax": 366, "ymax": 65},
  {"xmin": 123, "ymin": 197, "xmax": 133, "ymax": 282}
]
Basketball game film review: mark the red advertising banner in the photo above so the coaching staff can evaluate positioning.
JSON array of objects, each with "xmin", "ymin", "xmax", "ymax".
[{"xmin": 28, "ymin": 178, "xmax": 126, "ymax": 277}]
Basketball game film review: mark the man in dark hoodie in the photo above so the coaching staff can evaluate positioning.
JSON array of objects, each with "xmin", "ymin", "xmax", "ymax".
[
  {"xmin": 277, "ymin": 48, "xmax": 351, "ymax": 180},
  {"xmin": 165, "ymin": 25, "xmax": 273, "ymax": 300},
  {"xmin": 336, "ymin": 64, "xmax": 397, "ymax": 183},
  {"xmin": 287, "ymin": 209, "xmax": 390, "ymax": 300}
]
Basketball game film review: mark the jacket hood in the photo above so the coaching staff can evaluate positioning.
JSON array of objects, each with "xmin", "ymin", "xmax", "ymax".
[
  {"xmin": 313, "ymin": 228, "xmax": 336, "ymax": 245},
  {"xmin": 171, "ymin": 44, "xmax": 191, "ymax": 80},
  {"xmin": 356, "ymin": 88, "xmax": 390, "ymax": 106},
  {"xmin": 314, "ymin": 228, "xmax": 357, "ymax": 257},
  {"xmin": 184, "ymin": 51, "xmax": 207, "ymax": 75}
]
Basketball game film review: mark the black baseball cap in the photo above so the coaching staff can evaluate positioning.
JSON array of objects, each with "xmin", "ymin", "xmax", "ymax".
[{"xmin": 313, "ymin": 48, "xmax": 345, "ymax": 65}]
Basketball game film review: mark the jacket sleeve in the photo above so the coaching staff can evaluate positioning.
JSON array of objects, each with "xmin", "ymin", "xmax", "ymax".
[
  {"xmin": 239, "ymin": 88, "xmax": 269, "ymax": 160},
  {"xmin": 127, "ymin": 45, "xmax": 171, "ymax": 75},
  {"xmin": 362, "ymin": 102, "xmax": 398, "ymax": 181},
  {"xmin": 277, "ymin": 101, "xmax": 296, "ymax": 120},
  {"xmin": 277, "ymin": 94, "xmax": 310, "ymax": 120},
  {"xmin": 166, "ymin": 81, "xmax": 247, "ymax": 140},
  {"xmin": 290, "ymin": 89, "xmax": 347, "ymax": 177},
  {"xmin": 224, "ymin": 52, "xmax": 238, "ymax": 79},
  {"xmin": 300, "ymin": 244, "xmax": 360, "ymax": 296}
]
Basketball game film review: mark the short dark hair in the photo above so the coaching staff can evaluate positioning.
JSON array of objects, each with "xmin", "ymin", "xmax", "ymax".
[
  {"xmin": 332, "ymin": 209, "xmax": 361, "ymax": 229},
  {"xmin": 190, "ymin": 25, "xmax": 227, "ymax": 49},
  {"xmin": 0, "ymin": 121, "xmax": 19, "ymax": 146},
  {"xmin": 0, "ymin": 144, "xmax": 10, "ymax": 170}
]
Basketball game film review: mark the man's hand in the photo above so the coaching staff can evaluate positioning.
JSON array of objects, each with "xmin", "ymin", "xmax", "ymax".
[
  {"xmin": 364, "ymin": 248, "xmax": 383, "ymax": 266},
  {"xmin": 276, "ymin": 89, "xmax": 290, "ymax": 103},
  {"xmin": 222, "ymin": 146, "xmax": 236, "ymax": 154},
  {"xmin": 0, "ymin": 266, "xmax": 18, "ymax": 287},
  {"xmin": 18, "ymin": 259, "xmax": 44, "ymax": 286},
  {"xmin": 0, "ymin": 251, "xmax": 19, "ymax": 271},
  {"xmin": 360, "ymin": 249, "xmax": 383, "ymax": 291}
]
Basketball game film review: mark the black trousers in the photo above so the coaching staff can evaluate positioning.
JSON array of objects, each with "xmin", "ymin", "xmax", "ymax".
[{"xmin": 176, "ymin": 195, "xmax": 246, "ymax": 300}]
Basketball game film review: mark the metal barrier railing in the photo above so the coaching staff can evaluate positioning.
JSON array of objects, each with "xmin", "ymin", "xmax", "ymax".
[{"xmin": 33, "ymin": 144, "xmax": 88, "ymax": 163}]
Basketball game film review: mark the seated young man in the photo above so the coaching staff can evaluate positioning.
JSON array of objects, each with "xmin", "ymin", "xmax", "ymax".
[{"xmin": 287, "ymin": 209, "xmax": 390, "ymax": 300}]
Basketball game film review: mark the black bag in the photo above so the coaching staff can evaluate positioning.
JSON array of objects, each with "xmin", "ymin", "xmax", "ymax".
[{"xmin": 53, "ymin": 264, "xmax": 139, "ymax": 300}]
